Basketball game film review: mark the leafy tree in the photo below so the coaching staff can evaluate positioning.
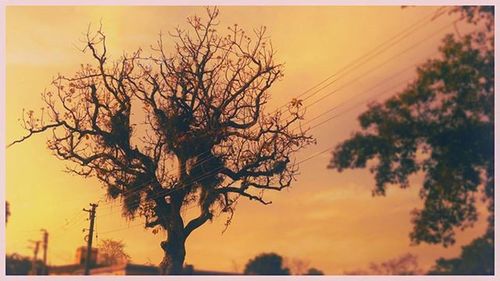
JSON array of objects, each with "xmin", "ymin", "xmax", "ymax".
[
  {"xmin": 98, "ymin": 239, "xmax": 131, "ymax": 266},
  {"xmin": 6, "ymin": 253, "xmax": 44, "ymax": 275},
  {"xmin": 329, "ymin": 7, "xmax": 493, "ymax": 247},
  {"xmin": 244, "ymin": 253, "xmax": 290, "ymax": 275},
  {"xmin": 428, "ymin": 234, "xmax": 493, "ymax": 275},
  {"xmin": 283, "ymin": 257, "xmax": 324, "ymax": 275},
  {"xmin": 306, "ymin": 267, "xmax": 324, "ymax": 275},
  {"xmin": 10, "ymin": 8, "xmax": 312, "ymax": 274},
  {"xmin": 345, "ymin": 253, "xmax": 423, "ymax": 275}
]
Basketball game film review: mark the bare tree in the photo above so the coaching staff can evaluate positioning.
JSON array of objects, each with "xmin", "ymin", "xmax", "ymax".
[
  {"xmin": 10, "ymin": 7, "xmax": 313, "ymax": 274},
  {"xmin": 284, "ymin": 257, "xmax": 310, "ymax": 275},
  {"xmin": 344, "ymin": 253, "xmax": 423, "ymax": 275},
  {"xmin": 98, "ymin": 239, "xmax": 131, "ymax": 266}
]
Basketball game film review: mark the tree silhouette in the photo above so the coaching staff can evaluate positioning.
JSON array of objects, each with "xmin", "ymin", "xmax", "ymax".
[
  {"xmin": 329, "ymin": 7, "xmax": 493, "ymax": 248},
  {"xmin": 10, "ymin": 8, "xmax": 313, "ymax": 274},
  {"xmin": 428, "ymin": 234, "xmax": 493, "ymax": 275},
  {"xmin": 98, "ymin": 239, "xmax": 131, "ymax": 266},
  {"xmin": 283, "ymin": 257, "xmax": 325, "ymax": 275},
  {"xmin": 344, "ymin": 253, "xmax": 423, "ymax": 275},
  {"xmin": 6, "ymin": 253, "xmax": 44, "ymax": 275},
  {"xmin": 244, "ymin": 253, "xmax": 290, "ymax": 275},
  {"xmin": 305, "ymin": 267, "xmax": 324, "ymax": 275}
]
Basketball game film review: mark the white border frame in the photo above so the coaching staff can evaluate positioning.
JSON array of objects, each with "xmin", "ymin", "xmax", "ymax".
[{"xmin": 0, "ymin": 1, "xmax": 497, "ymax": 280}]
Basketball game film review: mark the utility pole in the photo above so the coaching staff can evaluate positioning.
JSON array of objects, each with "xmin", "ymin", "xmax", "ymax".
[
  {"xmin": 83, "ymin": 203, "xmax": 98, "ymax": 275},
  {"xmin": 40, "ymin": 229, "xmax": 48, "ymax": 274},
  {"xmin": 28, "ymin": 240, "xmax": 40, "ymax": 275}
]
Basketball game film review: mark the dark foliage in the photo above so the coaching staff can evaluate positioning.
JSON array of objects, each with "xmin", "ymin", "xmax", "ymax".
[
  {"xmin": 6, "ymin": 253, "xmax": 44, "ymax": 275},
  {"xmin": 428, "ymin": 233, "xmax": 494, "ymax": 275},
  {"xmin": 305, "ymin": 267, "xmax": 324, "ymax": 275},
  {"xmin": 329, "ymin": 6, "xmax": 493, "ymax": 247},
  {"xmin": 244, "ymin": 253, "xmax": 290, "ymax": 275}
]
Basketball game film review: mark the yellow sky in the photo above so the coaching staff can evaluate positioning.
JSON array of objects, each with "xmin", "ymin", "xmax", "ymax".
[{"xmin": 5, "ymin": 6, "xmax": 488, "ymax": 274}]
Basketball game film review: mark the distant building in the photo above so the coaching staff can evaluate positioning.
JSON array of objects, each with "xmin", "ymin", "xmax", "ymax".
[
  {"xmin": 48, "ymin": 247, "xmax": 238, "ymax": 275},
  {"xmin": 74, "ymin": 246, "xmax": 98, "ymax": 266}
]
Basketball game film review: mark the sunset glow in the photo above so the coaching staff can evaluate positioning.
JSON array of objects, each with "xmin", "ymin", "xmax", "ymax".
[{"xmin": 5, "ymin": 6, "xmax": 490, "ymax": 274}]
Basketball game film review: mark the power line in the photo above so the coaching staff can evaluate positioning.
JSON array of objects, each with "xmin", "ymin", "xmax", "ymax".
[
  {"xmin": 89, "ymin": 44, "xmax": 442, "ymax": 234},
  {"xmin": 178, "ymin": 12, "xmax": 455, "ymax": 178},
  {"xmin": 51, "ymin": 7, "xmax": 458, "ymax": 228},
  {"xmin": 93, "ymin": 48, "xmax": 436, "ymax": 223},
  {"xmin": 149, "ymin": 6, "xmax": 451, "ymax": 175},
  {"xmin": 97, "ymin": 48, "xmax": 449, "ymax": 223},
  {"xmin": 8, "ymin": 7, "xmax": 471, "ymax": 255},
  {"xmin": 95, "ymin": 83, "xmax": 395, "ymax": 234},
  {"xmin": 93, "ymin": 72, "xmax": 408, "ymax": 228},
  {"xmin": 271, "ymin": 6, "xmax": 449, "ymax": 113},
  {"xmin": 62, "ymin": 212, "xmax": 86, "ymax": 230},
  {"xmin": 7, "ymin": 8, "xmax": 454, "ymax": 227},
  {"xmin": 302, "ymin": 19, "xmax": 457, "ymax": 111},
  {"xmin": 99, "ymin": 204, "xmax": 199, "ymax": 234},
  {"xmin": 95, "ymin": 9, "xmax": 455, "ymax": 210},
  {"xmin": 121, "ymin": 7, "xmax": 449, "ymax": 189},
  {"xmin": 99, "ymin": 221, "xmax": 144, "ymax": 235},
  {"xmin": 96, "ymin": 17, "xmax": 457, "ymax": 216}
]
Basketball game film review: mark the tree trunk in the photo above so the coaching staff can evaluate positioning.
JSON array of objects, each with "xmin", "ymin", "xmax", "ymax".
[
  {"xmin": 159, "ymin": 233, "xmax": 186, "ymax": 275},
  {"xmin": 158, "ymin": 156, "xmax": 189, "ymax": 275}
]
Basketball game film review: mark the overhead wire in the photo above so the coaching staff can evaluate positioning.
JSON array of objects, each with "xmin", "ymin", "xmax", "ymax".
[
  {"xmin": 94, "ymin": 6, "xmax": 453, "ymax": 211},
  {"xmin": 139, "ymin": 5, "xmax": 451, "ymax": 176},
  {"xmin": 96, "ymin": 15, "xmax": 458, "ymax": 219},
  {"xmin": 94, "ymin": 25, "xmax": 452, "ymax": 229},
  {"xmin": 59, "ymin": 8, "xmax": 458, "ymax": 234}
]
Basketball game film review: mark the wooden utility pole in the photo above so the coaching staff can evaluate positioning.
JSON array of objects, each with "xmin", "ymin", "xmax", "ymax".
[
  {"xmin": 83, "ymin": 203, "xmax": 98, "ymax": 275},
  {"xmin": 28, "ymin": 240, "xmax": 40, "ymax": 275},
  {"xmin": 40, "ymin": 229, "xmax": 48, "ymax": 274}
]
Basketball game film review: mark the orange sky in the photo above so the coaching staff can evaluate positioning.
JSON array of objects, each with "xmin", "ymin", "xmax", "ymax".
[{"xmin": 5, "ymin": 6, "xmax": 489, "ymax": 274}]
